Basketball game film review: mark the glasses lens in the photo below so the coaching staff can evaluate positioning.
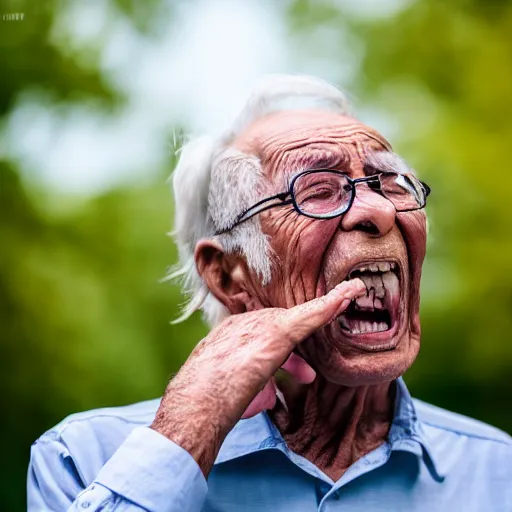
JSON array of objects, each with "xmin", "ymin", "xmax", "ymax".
[
  {"xmin": 293, "ymin": 171, "xmax": 352, "ymax": 218},
  {"xmin": 379, "ymin": 172, "xmax": 425, "ymax": 211}
]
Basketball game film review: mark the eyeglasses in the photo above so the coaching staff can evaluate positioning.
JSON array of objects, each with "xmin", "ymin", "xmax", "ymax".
[{"xmin": 214, "ymin": 169, "xmax": 431, "ymax": 235}]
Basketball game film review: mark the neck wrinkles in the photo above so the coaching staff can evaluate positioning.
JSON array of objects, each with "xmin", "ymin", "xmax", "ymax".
[{"xmin": 269, "ymin": 377, "xmax": 396, "ymax": 481}]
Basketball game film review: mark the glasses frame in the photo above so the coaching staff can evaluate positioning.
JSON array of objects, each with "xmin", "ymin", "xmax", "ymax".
[{"xmin": 214, "ymin": 169, "xmax": 431, "ymax": 236}]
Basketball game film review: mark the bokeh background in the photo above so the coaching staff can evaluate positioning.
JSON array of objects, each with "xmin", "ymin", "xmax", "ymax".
[{"xmin": 2, "ymin": 0, "xmax": 512, "ymax": 509}]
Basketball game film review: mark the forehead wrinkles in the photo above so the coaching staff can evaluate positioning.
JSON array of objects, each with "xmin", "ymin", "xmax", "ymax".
[
  {"xmin": 259, "ymin": 128, "xmax": 390, "ymax": 188},
  {"xmin": 259, "ymin": 125, "xmax": 389, "ymax": 159}
]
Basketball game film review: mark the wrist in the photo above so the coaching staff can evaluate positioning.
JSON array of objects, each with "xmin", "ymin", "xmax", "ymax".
[{"xmin": 150, "ymin": 400, "xmax": 228, "ymax": 477}]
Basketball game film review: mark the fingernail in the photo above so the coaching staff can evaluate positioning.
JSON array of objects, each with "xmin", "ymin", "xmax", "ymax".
[
  {"xmin": 349, "ymin": 278, "xmax": 366, "ymax": 293},
  {"xmin": 334, "ymin": 279, "xmax": 363, "ymax": 292}
]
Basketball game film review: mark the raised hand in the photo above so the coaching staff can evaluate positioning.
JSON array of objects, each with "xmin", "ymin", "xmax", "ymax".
[{"xmin": 151, "ymin": 278, "xmax": 365, "ymax": 476}]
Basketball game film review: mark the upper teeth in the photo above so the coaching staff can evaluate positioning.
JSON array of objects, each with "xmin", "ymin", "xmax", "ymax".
[{"xmin": 351, "ymin": 261, "xmax": 395, "ymax": 275}]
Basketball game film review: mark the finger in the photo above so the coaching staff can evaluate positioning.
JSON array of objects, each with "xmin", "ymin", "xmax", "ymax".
[
  {"xmin": 281, "ymin": 352, "xmax": 316, "ymax": 384},
  {"xmin": 283, "ymin": 278, "xmax": 366, "ymax": 345}
]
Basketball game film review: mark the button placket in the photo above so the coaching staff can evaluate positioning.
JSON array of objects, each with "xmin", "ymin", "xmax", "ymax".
[{"xmin": 74, "ymin": 484, "xmax": 115, "ymax": 511}]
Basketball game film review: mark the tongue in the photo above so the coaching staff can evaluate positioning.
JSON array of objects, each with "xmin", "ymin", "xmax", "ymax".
[{"xmin": 381, "ymin": 271, "xmax": 400, "ymax": 312}]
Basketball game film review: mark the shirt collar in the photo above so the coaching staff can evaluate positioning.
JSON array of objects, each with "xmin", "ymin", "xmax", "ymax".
[
  {"xmin": 216, "ymin": 377, "xmax": 445, "ymax": 481},
  {"xmin": 389, "ymin": 377, "xmax": 445, "ymax": 481},
  {"xmin": 215, "ymin": 410, "xmax": 280, "ymax": 464}
]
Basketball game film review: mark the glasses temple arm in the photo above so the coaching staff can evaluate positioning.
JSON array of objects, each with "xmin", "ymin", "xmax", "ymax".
[{"xmin": 214, "ymin": 192, "xmax": 291, "ymax": 235}]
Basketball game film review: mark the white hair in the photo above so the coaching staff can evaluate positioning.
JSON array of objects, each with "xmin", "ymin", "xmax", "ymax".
[{"xmin": 170, "ymin": 74, "xmax": 352, "ymax": 326}]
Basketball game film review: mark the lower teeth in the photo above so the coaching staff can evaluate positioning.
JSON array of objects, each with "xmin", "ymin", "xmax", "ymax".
[{"xmin": 340, "ymin": 318, "xmax": 389, "ymax": 334}]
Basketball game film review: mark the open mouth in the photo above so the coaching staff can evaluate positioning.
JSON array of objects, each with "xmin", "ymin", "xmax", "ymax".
[{"xmin": 338, "ymin": 260, "xmax": 400, "ymax": 336}]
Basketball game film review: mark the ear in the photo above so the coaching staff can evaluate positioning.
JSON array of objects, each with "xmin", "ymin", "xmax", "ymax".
[{"xmin": 194, "ymin": 239, "xmax": 260, "ymax": 314}]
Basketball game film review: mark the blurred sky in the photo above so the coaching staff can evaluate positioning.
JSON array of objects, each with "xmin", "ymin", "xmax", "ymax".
[{"xmin": 3, "ymin": 0, "xmax": 411, "ymax": 196}]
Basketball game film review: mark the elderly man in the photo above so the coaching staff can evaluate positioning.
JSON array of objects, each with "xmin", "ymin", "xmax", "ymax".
[{"xmin": 28, "ymin": 75, "xmax": 511, "ymax": 511}]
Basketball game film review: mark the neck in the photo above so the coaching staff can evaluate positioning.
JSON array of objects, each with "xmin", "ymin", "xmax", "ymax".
[{"xmin": 269, "ymin": 376, "xmax": 396, "ymax": 481}]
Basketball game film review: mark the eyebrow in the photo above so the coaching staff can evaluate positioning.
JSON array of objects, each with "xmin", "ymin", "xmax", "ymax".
[
  {"xmin": 273, "ymin": 148, "xmax": 412, "ymax": 192},
  {"xmin": 364, "ymin": 150, "xmax": 413, "ymax": 175},
  {"xmin": 279, "ymin": 149, "xmax": 350, "ymax": 188}
]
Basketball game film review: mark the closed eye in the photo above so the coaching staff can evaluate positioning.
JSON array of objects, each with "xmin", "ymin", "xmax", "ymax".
[{"xmin": 306, "ymin": 188, "xmax": 336, "ymax": 199}]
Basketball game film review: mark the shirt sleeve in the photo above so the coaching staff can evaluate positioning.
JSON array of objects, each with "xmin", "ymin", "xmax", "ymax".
[{"xmin": 28, "ymin": 426, "xmax": 208, "ymax": 512}]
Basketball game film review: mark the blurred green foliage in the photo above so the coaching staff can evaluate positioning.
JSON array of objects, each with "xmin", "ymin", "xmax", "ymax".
[{"xmin": 1, "ymin": 0, "xmax": 511, "ymax": 510}]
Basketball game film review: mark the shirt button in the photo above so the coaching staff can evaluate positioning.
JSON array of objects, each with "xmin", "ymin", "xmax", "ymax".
[{"xmin": 81, "ymin": 501, "xmax": 90, "ymax": 509}]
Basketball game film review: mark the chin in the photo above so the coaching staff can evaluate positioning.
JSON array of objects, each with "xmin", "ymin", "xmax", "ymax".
[{"xmin": 304, "ymin": 330, "xmax": 421, "ymax": 387}]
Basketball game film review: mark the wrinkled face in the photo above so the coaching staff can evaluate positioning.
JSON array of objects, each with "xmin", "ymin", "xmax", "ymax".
[{"xmin": 234, "ymin": 110, "xmax": 427, "ymax": 386}]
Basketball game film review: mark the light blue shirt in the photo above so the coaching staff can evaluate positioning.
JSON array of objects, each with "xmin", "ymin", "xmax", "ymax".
[{"xmin": 28, "ymin": 378, "xmax": 512, "ymax": 511}]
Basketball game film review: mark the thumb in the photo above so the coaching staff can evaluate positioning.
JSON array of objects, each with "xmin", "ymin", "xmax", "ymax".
[{"xmin": 283, "ymin": 278, "xmax": 366, "ymax": 345}]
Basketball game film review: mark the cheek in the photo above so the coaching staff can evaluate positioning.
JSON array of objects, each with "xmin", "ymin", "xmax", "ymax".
[
  {"xmin": 397, "ymin": 211, "xmax": 427, "ymax": 335},
  {"xmin": 397, "ymin": 211, "xmax": 427, "ymax": 269},
  {"xmin": 397, "ymin": 211, "xmax": 427, "ymax": 296},
  {"xmin": 263, "ymin": 211, "xmax": 339, "ymax": 305}
]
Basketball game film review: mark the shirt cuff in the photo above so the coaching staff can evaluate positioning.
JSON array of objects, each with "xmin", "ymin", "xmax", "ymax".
[{"xmin": 95, "ymin": 426, "xmax": 207, "ymax": 512}]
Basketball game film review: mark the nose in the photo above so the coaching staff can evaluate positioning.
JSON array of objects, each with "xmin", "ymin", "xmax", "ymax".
[{"xmin": 340, "ymin": 184, "xmax": 396, "ymax": 236}]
